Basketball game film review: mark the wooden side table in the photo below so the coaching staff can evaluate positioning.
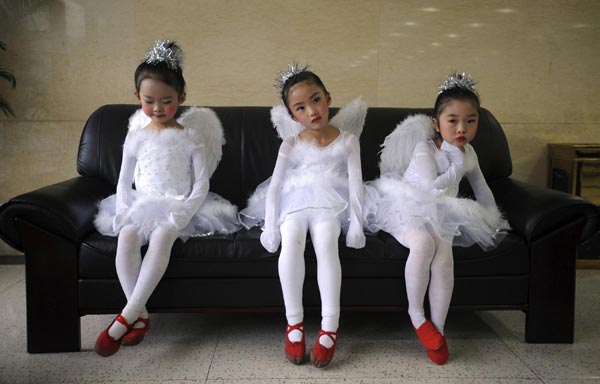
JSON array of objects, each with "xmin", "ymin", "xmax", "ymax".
[{"xmin": 548, "ymin": 143, "xmax": 600, "ymax": 204}]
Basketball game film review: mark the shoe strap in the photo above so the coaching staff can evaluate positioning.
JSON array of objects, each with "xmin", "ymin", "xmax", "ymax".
[
  {"xmin": 133, "ymin": 317, "xmax": 150, "ymax": 328},
  {"xmin": 115, "ymin": 314, "xmax": 132, "ymax": 329},
  {"xmin": 286, "ymin": 322, "xmax": 304, "ymax": 335},
  {"xmin": 317, "ymin": 329, "xmax": 337, "ymax": 343}
]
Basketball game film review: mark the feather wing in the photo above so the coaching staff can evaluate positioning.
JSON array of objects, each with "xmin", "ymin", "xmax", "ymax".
[
  {"xmin": 128, "ymin": 109, "xmax": 151, "ymax": 132},
  {"xmin": 330, "ymin": 96, "xmax": 367, "ymax": 137},
  {"xmin": 270, "ymin": 104, "xmax": 304, "ymax": 140},
  {"xmin": 379, "ymin": 114, "xmax": 435, "ymax": 175},
  {"xmin": 270, "ymin": 96, "xmax": 368, "ymax": 140},
  {"xmin": 178, "ymin": 107, "xmax": 225, "ymax": 176}
]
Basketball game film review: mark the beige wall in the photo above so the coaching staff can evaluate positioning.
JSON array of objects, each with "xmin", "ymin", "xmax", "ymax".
[{"xmin": 1, "ymin": 0, "xmax": 599, "ymax": 255}]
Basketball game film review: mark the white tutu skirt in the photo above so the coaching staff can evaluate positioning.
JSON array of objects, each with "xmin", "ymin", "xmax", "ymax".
[
  {"xmin": 95, "ymin": 191, "xmax": 239, "ymax": 244},
  {"xmin": 239, "ymin": 176, "xmax": 351, "ymax": 232},
  {"xmin": 366, "ymin": 177, "xmax": 510, "ymax": 250}
]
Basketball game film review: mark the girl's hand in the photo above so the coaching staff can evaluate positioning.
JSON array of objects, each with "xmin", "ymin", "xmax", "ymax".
[
  {"xmin": 440, "ymin": 140, "xmax": 464, "ymax": 167},
  {"xmin": 260, "ymin": 229, "xmax": 281, "ymax": 253},
  {"xmin": 346, "ymin": 224, "xmax": 366, "ymax": 249}
]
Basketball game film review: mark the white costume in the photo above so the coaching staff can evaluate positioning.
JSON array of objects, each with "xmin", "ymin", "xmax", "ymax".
[
  {"xmin": 367, "ymin": 114, "xmax": 509, "ymax": 249},
  {"xmin": 95, "ymin": 107, "xmax": 239, "ymax": 243},
  {"xmin": 239, "ymin": 97, "xmax": 367, "ymax": 334},
  {"xmin": 93, "ymin": 107, "xmax": 239, "ymax": 336},
  {"xmin": 366, "ymin": 114, "xmax": 510, "ymax": 333}
]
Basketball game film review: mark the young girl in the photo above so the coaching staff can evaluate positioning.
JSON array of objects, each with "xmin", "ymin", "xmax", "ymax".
[
  {"xmin": 239, "ymin": 64, "xmax": 367, "ymax": 367},
  {"xmin": 93, "ymin": 39, "xmax": 239, "ymax": 357},
  {"xmin": 367, "ymin": 73, "xmax": 509, "ymax": 365}
]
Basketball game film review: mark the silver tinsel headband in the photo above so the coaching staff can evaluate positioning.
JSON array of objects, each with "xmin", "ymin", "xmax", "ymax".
[
  {"xmin": 145, "ymin": 39, "xmax": 183, "ymax": 70},
  {"xmin": 274, "ymin": 62, "xmax": 309, "ymax": 95},
  {"xmin": 438, "ymin": 72, "xmax": 476, "ymax": 94}
]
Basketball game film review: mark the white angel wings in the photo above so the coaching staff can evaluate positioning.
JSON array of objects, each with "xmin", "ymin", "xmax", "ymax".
[
  {"xmin": 269, "ymin": 96, "xmax": 368, "ymax": 140},
  {"xmin": 378, "ymin": 114, "xmax": 436, "ymax": 175},
  {"xmin": 127, "ymin": 107, "xmax": 225, "ymax": 176}
]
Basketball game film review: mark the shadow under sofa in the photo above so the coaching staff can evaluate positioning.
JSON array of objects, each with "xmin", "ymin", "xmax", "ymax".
[{"xmin": 0, "ymin": 104, "xmax": 598, "ymax": 353}]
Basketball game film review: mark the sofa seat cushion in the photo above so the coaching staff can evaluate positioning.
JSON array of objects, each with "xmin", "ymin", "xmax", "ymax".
[
  {"xmin": 378, "ymin": 231, "xmax": 528, "ymax": 277},
  {"xmin": 80, "ymin": 228, "xmax": 527, "ymax": 280}
]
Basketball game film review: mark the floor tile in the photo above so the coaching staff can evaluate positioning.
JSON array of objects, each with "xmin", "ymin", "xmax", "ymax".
[
  {"xmin": 207, "ymin": 311, "xmax": 537, "ymax": 381},
  {"xmin": 0, "ymin": 265, "xmax": 599, "ymax": 384},
  {"xmin": 478, "ymin": 270, "xmax": 600, "ymax": 380},
  {"xmin": 0, "ymin": 264, "xmax": 24, "ymax": 294},
  {"xmin": 207, "ymin": 379, "xmax": 545, "ymax": 384}
]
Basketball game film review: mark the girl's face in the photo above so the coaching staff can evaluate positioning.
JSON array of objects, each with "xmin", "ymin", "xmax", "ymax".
[
  {"xmin": 286, "ymin": 80, "xmax": 331, "ymax": 131},
  {"xmin": 434, "ymin": 99, "xmax": 479, "ymax": 149},
  {"xmin": 135, "ymin": 77, "xmax": 185, "ymax": 126}
]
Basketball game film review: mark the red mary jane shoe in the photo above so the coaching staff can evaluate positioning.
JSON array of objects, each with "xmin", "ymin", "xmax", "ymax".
[
  {"xmin": 94, "ymin": 314, "xmax": 132, "ymax": 357},
  {"xmin": 285, "ymin": 322, "xmax": 306, "ymax": 365},
  {"xmin": 427, "ymin": 336, "xmax": 449, "ymax": 365},
  {"xmin": 414, "ymin": 320, "xmax": 443, "ymax": 350},
  {"xmin": 310, "ymin": 329, "xmax": 337, "ymax": 368},
  {"xmin": 121, "ymin": 317, "xmax": 151, "ymax": 346}
]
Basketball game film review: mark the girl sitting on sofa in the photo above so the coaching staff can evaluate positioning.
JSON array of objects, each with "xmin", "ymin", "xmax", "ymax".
[
  {"xmin": 93, "ymin": 39, "xmax": 239, "ymax": 357},
  {"xmin": 366, "ymin": 73, "xmax": 510, "ymax": 365},
  {"xmin": 239, "ymin": 64, "xmax": 367, "ymax": 368}
]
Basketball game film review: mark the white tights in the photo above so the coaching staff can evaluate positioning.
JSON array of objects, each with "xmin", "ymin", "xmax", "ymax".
[
  {"xmin": 108, "ymin": 224, "xmax": 178, "ymax": 339},
  {"xmin": 278, "ymin": 210, "xmax": 341, "ymax": 347},
  {"xmin": 396, "ymin": 225, "xmax": 454, "ymax": 334}
]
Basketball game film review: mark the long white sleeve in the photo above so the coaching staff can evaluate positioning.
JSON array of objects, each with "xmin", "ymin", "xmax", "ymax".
[
  {"xmin": 345, "ymin": 134, "xmax": 365, "ymax": 249},
  {"xmin": 408, "ymin": 142, "xmax": 440, "ymax": 191},
  {"xmin": 464, "ymin": 147, "xmax": 496, "ymax": 208},
  {"xmin": 168, "ymin": 148, "xmax": 210, "ymax": 230},
  {"xmin": 432, "ymin": 141, "xmax": 465, "ymax": 190},
  {"xmin": 261, "ymin": 137, "xmax": 294, "ymax": 252},
  {"xmin": 115, "ymin": 142, "xmax": 137, "ymax": 216}
]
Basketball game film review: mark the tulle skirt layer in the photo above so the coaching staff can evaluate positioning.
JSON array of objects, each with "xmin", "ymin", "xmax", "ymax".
[
  {"xmin": 238, "ymin": 176, "xmax": 351, "ymax": 232},
  {"xmin": 366, "ymin": 176, "xmax": 510, "ymax": 250},
  {"xmin": 95, "ymin": 191, "xmax": 239, "ymax": 244}
]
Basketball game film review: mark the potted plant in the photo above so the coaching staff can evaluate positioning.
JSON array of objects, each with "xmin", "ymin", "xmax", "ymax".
[{"xmin": 0, "ymin": 40, "xmax": 16, "ymax": 117}]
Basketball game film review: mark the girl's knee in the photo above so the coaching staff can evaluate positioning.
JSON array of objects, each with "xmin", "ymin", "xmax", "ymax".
[{"xmin": 407, "ymin": 230, "xmax": 436, "ymax": 257}]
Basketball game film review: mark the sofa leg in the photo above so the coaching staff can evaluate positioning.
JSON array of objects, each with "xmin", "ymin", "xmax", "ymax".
[
  {"xmin": 525, "ymin": 219, "xmax": 583, "ymax": 343},
  {"xmin": 17, "ymin": 219, "xmax": 81, "ymax": 353}
]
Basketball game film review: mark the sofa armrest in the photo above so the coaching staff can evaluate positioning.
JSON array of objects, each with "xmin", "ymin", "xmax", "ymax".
[
  {"xmin": 0, "ymin": 176, "xmax": 114, "ymax": 251},
  {"xmin": 490, "ymin": 177, "xmax": 599, "ymax": 243}
]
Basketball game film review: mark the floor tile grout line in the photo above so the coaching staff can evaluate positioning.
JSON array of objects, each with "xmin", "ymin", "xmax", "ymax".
[
  {"xmin": 204, "ymin": 317, "xmax": 223, "ymax": 384},
  {"xmin": 0, "ymin": 276, "xmax": 25, "ymax": 297},
  {"xmin": 488, "ymin": 320, "xmax": 545, "ymax": 382}
]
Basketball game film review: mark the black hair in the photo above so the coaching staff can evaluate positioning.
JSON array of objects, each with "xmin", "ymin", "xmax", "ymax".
[
  {"xmin": 433, "ymin": 86, "xmax": 480, "ymax": 119},
  {"xmin": 134, "ymin": 42, "xmax": 186, "ymax": 98},
  {"xmin": 281, "ymin": 71, "xmax": 329, "ymax": 115}
]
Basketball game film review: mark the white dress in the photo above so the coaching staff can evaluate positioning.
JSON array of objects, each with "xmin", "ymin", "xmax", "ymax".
[
  {"xmin": 94, "ymin": 107, "xmax": 239, "ymax": 244},
  {"xmin": 239, "ymin": 97, "xmax": 367, "ymax": 243},
  {"xmin": 366, "ymin": 114, "xmax": 510, "ymax": 250}
]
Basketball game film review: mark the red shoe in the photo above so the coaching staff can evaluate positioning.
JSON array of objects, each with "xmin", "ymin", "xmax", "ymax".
[
  {"xmin": 94, "ymin": 314, "xmax": 132, "ymax": 357},
  {"xmin": 285, "ymin": 322, "xmax": 306, "ymax": 364},
  {"xmin": 121, "ymin": 317, "xmax": 151, "ymax": 346},
  {"xmin": 414, "ymin": 320, "xmax": 443, "ymax": 350},
  {"xmin": 427, "ymin": 336, "xmax": 449, "ymax": 365},
  {"xmin": 310, "ymin": 329, "xmax": 337, "ymax": 368}
]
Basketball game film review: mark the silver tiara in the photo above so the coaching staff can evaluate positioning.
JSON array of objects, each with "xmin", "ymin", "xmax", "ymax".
[
  {"xmin": 274, "ymin": 62, "xmax": 309, "ymax": 95},
  {"xmin": 438, "ymin": 72, "xmax": 476, "ymax": 94},
  {"xmin": 145, "ymin": 39, "xmax": 183, "ymax": 70}
]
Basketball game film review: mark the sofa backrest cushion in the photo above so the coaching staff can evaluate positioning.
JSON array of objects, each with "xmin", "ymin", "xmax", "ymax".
[{"xmin": 77, "ymin": 104, "xmax": 512, "ymax": 209}]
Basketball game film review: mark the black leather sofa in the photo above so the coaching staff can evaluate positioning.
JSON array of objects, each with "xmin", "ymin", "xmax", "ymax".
[{"xmin": 1, "ymin": 104, "xmax": 598, "ymax": 353}]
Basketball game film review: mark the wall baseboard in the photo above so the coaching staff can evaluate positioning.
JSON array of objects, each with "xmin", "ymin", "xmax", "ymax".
[{"xmin": 0, "ymin": 255, "xmax": 25, "ymax": 265}]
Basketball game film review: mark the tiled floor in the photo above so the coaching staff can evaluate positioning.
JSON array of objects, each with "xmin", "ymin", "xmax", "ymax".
[{"xmin": 0, "ymin": 265, "xmax": 598, "ymax": 384}]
